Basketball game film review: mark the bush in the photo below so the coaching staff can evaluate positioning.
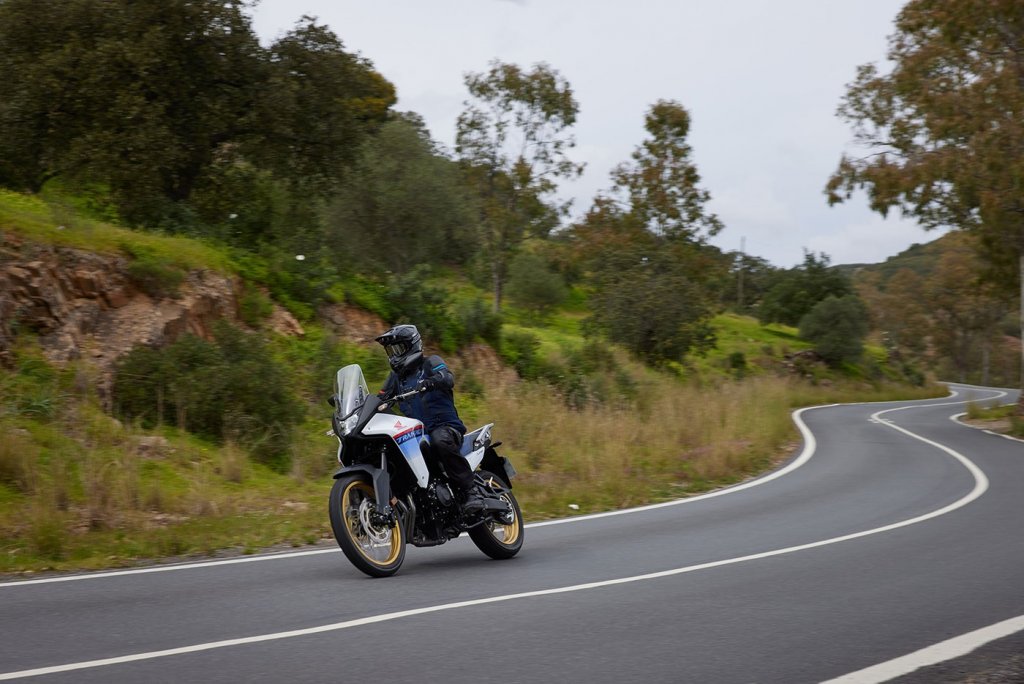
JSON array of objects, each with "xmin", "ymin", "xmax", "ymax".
[
  {"xmin": 500, "ymin": 330, "xmax": 543, "ymax": 380},
  {"xmin": 506, "ymin": 252, "xmax": 568, "ymax": 313},
  {"xmin": 798, "ymin": 295, "xmax": 869, "ymax": 366},
  {"xmin": 456, "ymin": 299, "xmax": 503, "ymax": 348},
  {"xmin": 121, "ymin": 244, "xmax": 186, "ymax": 299},
  {"xmin": 588, "ymin": 251, "xmax": 717, "ymax": 365},
  {"xmin": 385, "ymin": 266, "xmax": 458, "ymax": 352},
  {"xmin": 238, "ymin": 286, "xmax": 273, "ymax": 327},
  {"xmin": 112, "ymin": 323, "xmax": 304, "ymax": 471}
]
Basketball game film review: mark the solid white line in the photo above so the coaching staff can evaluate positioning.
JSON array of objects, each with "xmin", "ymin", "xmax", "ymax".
[
  {"xmin": 0, "ymin": 392, "xmax": 996, "ymax": 680},
  {"xmin": 822, "ymin": 614, "xmax": 1024, "ymax": 684},
  {"xmin": 0, "ymin": 549, "xmax": 342, "ymax": 588},
  {"xmin": 3, "ymin": 387, "xmax": 1005, "ymax": 590},
  {"xmin": 0, "ymin": 403, "xmax": 832, "ymax": 589},
  {"xmin": 950, "ymin": 410, "xmax": 1024, "ymax": 445}
]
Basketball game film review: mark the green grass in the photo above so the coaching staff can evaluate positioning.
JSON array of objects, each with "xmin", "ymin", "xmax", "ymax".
[
  {"xmin": 0, "ymin": 194, "xmax": 948, "ymax": 573},
  {"xmin": 0, "ymin": 188, "xmax": 231, "ymax": 273},
  {"xmin": 690, "ymin": 313, "xmax": 811, "ymax": 376}
]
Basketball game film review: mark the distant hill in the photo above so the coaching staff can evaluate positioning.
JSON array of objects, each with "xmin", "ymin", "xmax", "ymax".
[{"xmin": 836, "ymin": 231, "xmax": 961, "ymax": 288}]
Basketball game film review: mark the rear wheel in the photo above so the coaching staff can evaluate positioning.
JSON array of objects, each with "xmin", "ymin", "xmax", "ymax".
[
  {"xmin": 468, "ymin": 471, "xmax": 524, "ymax": 560},
  {"xmin": 329, "ymin": 474, "xmax": 405, "ymax": 577}
]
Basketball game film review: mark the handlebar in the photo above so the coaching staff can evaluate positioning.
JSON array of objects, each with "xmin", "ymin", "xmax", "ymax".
[{"xmin": 378, "ymin": 385, "xmax": 426, "ymax": 410}]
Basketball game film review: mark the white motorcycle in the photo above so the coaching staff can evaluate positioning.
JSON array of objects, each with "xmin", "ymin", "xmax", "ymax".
[{"xmin": 327, "ymin": 364, "xmax": 523, "ymax": 577}]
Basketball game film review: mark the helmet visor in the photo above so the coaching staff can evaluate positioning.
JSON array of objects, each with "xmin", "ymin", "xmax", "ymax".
[{"xmin": 384, "ymin": 342, "xmax": 409, "ymax": 359}]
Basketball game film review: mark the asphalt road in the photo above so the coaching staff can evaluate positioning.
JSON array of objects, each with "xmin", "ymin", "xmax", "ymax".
[{"xmin": 2, "ymin": 384, "xmax": 1022, "ymax": 683}]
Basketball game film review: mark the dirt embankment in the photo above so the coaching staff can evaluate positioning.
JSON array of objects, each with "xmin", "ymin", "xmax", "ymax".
[
  {"xmin": 0, "ymin": 235, "xmax": 303, "ymax": 398},
  {"xmin": 0, "ymin": 234, "xmax": 512, "ymax": 395}
]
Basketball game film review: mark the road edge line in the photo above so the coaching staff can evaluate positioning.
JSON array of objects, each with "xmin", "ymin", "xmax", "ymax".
[
  {"xmin": 821, "ymin": 615, "xmax": 1024, "ymax": 683},
  {"xmin": 0, "ymin": 390, "xmax": 999, "ymax": 681}
]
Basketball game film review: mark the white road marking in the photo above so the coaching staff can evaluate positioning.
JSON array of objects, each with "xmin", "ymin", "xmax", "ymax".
[
  {"xmin": 0, "ymin": 402, "xmax": 832, "ymax": 589},
  {"xmin": 0, "ymin": 549, "xmax": 342, "ymax": 588},
  {"xmin": 822, "ymin": 614, "xmax": 1024, "ymax": 684},
  {"xmin": 0, "ymin": 389, "xmax": 1003, "ymax": 680},
  {"xmin": 2, "ymin": 387, "xmax": 1006, "ymax": 590},
  {"xmin": 950, "ymin": 410, "xmax": 1024, "ymax": 445}
]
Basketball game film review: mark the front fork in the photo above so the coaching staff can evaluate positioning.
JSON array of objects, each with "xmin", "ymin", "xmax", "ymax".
[{"xmin": 332, "ymin": 453, "xmax": 395, "ymax": 524}]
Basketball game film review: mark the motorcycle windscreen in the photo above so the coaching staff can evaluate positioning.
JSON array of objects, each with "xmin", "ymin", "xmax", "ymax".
[{"xmin": 334, "ymin": 365, "xmax": 369, "ymax": 418}]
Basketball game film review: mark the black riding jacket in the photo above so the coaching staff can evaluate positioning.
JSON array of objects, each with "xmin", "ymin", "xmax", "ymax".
[{"xmin": 380, "ymin": 354, "xmax": 466, "ymax": 434}]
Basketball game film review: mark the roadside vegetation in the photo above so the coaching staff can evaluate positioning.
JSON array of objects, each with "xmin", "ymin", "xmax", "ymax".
[
  {"xmin": 964, "ymin": 401, "xmax": 1024, "ymax": 439},
  {"xmin": 0, "ymin": 0, "xmax": 985, "ymax": 574}
]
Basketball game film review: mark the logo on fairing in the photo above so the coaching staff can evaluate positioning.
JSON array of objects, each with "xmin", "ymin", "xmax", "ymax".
[{"xmin": 395, "ymin": 425, "xmax": 424, "ymax": 445}]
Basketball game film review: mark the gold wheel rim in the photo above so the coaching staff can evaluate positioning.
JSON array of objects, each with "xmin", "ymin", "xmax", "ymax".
[
  {"xmin": 342, "ymin": 480, "xmax": 402, "ymax": 566},
  {"xmin": 487, "ymin": 492, "xmax": 520, "ymax": 546}
]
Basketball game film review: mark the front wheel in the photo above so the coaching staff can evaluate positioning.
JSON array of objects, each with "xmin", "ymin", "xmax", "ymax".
[
  {"xmin": 468, "ymin": 471, "xmax": 524, "ymax": 560},
  {"xmin": 329, "ymin": 474, "xmax": 405, "ymax": 577}
]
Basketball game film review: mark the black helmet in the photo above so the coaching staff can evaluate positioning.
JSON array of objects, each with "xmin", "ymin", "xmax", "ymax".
[{"xmin": 375, "ymin": 324, "xmax": 423, "ymax": 373}]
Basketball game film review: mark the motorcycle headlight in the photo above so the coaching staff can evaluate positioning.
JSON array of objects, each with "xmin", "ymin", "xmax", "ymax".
[{"xmin": 342, "ymin": 413, "xmax": 359, "ymax": 436}]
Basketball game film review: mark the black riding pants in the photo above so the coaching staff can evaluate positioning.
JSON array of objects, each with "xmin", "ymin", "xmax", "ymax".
[{"xmin": 430, "ymin": 425, "xmax": 474, "ymax": 493}]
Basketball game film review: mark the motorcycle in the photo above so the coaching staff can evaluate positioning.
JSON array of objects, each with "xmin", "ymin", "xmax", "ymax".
[{"xmin": 326, "ymin": 363, "xmax": 524, "ymax": 577}]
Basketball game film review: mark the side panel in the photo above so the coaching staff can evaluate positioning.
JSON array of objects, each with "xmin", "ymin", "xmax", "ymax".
[
  {"xmin": 364, "ymin": 414, "xmax": 429, "ymax": 488},
  {"xmin": 466, "ymin": 447, "xmax": 485, "ymax": 472}
]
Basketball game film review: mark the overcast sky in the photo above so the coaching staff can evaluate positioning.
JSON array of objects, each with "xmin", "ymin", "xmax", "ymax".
[{"xmin": 250, "ymin": 0, "xmax": 943, "ymax": 268}]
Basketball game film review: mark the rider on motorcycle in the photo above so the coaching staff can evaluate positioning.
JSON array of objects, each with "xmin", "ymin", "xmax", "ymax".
[{"xmin": 375, "ymin": 324, "xmax": 486, "ymax": 513}]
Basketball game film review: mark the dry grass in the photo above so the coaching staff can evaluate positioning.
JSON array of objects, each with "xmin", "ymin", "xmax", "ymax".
[
  {"xmin": 0, "ymin": 350, "xmax": 944, "ymax": 572},
  {"xmin": 482, "ymin": 375, "xmax": 945, "ymax": 518},
  {"xmin": 0, "ymin": 429, "xmax": 38, "ymax": 494}
]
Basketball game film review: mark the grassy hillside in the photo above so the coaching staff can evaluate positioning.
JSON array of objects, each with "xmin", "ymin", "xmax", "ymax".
[{"xmin": 0, "ymin": 190, "xmax": 945, "ymax": 573}]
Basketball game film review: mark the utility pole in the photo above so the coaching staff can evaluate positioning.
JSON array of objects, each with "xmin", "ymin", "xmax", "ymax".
[{"xmin": 737, "ymin": 236, "xmax": 746, "ymax": 311}]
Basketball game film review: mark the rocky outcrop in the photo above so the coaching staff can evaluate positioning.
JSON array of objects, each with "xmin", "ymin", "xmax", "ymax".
[
  {"xmin": 319, "ymin": 302, "xmax": 388, "ymax": 344},
  {"xmin": 0, "ymin": 236, "xmax": 243, "ymax": 394}
]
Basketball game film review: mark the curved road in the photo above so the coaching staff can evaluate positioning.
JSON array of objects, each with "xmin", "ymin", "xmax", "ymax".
[{"xmin": 2, "ymin": 384, "xmax": 1022, "ymax": 683}]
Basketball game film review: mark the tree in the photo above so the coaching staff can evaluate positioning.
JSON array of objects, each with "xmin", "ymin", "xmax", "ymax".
[
  {"xmin": 855, "ymin": 267, "xmax": 931, "ymax": 360},
  {"xmin": 587, "ymin": 244, "xmax": 717, "ymax": 365},
  {"xmin": 920, "ymin": 237, "xmax": 1012, "ymax": 382},
  {"xmin": 722, "ymin": 252, "xmax": 780, "ymax": 315},
  {"xmin": 826, "ymin": 0, "xmax": 1024, "ymax": 404},
  {"xmin": 249, "ymin": 16, "xmax": 395, "ymax": 197},
  {"xmin": 506, "ymin": 251, "xmax": 569, "ymax": 314},
  {"xmin": 0, "ymin": 0, "xmax": 265, "ymax": 223},
  {"xmin": 759, "ymin": 251, "xmax": 852, "ymax": 326},
  {"xmin": 326, "ymin": 115, "xmax": 477, "ymax": 275},
  {"xmin": 0, "ymin": 3, "xmax": 394, "ymax": 228},
  {"xmin": 456, "ymin": 61, "xmax": 584, "ymax": 312},
  {"xmin": 799, "ymin": 295, "xmax": 870, "ymax": 367},
  {"xmin": 565, "ymin": 100, "xmax": 725, "ymax": 365},
  {"xmin": 611, "ymin": 101, "xmax": 723, "ymax": 241}
]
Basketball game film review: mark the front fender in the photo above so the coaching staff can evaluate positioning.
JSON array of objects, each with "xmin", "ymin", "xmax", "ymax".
[{"xmin": 332, "ymin": 463, "xmax": 393, "ymax": 517}]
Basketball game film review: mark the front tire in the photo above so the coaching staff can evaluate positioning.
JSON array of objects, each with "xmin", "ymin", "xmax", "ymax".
[
  {"xmin": 468, "ymin": 471, "xmax": 524, "ymax": 560},
  {"xmin": 329, "ymin": 474, "xmax": 405, "ymax": 577}
]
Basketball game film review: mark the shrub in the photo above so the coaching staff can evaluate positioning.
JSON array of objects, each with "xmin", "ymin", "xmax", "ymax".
[
  {"xmin": 500, "ymin": 330, "xmax": 543, "ymax": 380},
  {"xmin": 121, "ymin": 244, "xmax": 186, "ymax": 299},
  {"xmin": 506, "ymin": 252, "xmax": 568, "ymax": 313},
  {"xmin": 798, "ymin": 295, "xmax": 870, "ymax": 366},
  {"xmin": 238, "ymin": 286, "xmax": 273, "ymax": 327},
  {"xmin": 385, "ymin": 266, "xmax": 457, "ymax": 351},
  {"xmin": 456, "ymin": 299, "xmax": 502, "ymax": 348},
  {"xmin": 112, "ymin": 323, "xmax": 304, "ymax": 471}
]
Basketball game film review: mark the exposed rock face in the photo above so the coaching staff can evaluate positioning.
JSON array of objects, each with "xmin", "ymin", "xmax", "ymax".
[
  {"xmin": 0, "ymin": 237, "xmax": 241, "ymax": 396},
  {"xmin": 319, "ymin": 302, "xmax": 388, "ymax": 344}
]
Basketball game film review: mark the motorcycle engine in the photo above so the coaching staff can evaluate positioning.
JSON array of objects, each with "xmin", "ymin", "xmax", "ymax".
[{"xmin": 433, "ymin": 480, "xmax": 454, "ymax": 507}]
